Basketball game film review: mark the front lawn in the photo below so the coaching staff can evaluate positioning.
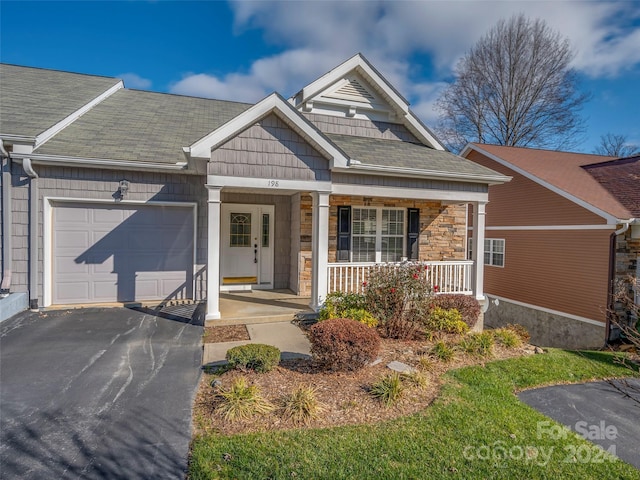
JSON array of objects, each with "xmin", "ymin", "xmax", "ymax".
[{"xmin": 189, "ymin": 349, "xmax": 639, "ymax": 479}]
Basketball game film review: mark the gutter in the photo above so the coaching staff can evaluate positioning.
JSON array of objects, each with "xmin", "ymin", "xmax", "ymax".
[
  {"xmin": 1, "ymin": 140, "xmax": 12, "ymax": 296},
  {"xmin": 605, "ymin": 219, "xmax": 634, "ymax": 346},
  {"xmin": 22, "ymin": 158, "xmax": 40, "ymax": 310},
  {"xmin": 10, "ymin": 152, "xmax": 188, "ymax": 172}
]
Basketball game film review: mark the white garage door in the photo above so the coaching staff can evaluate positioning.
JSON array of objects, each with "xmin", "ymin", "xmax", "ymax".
[{"xmin": 53, "ymin": 203, "xmax": 194, "ymax": 304}]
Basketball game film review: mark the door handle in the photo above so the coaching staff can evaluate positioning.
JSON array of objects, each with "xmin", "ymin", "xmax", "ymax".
[{"xmin": 254, "ymin": 244, "xmax": 258, "ymax": 263}]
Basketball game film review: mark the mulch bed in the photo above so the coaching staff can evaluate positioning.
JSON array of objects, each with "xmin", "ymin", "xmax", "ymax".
[
  {"xmin": 203, "ymin": 325, "xmax": 250, "ymax": 343},
  {"xmin": 194, "ymin": 334, "xmax": 538, "ymax": 436}
]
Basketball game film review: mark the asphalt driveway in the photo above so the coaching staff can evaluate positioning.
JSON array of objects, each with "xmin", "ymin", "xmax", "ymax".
[
  {"xmin": 0, "ymin": 305, "xmax": 203, "ymax": 479},
  {"xmin": 519, "ymin": 378, "xmax": 640, "ymax": 469}
]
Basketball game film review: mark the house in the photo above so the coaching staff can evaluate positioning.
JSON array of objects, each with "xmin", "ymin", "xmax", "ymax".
[
  {"xmin": 0, "ymin": 54, "xmax": 510, "ymax": 324},
  {"xmin": 462, "ymin": 144, "xmax": 640, "ymax": 349}
]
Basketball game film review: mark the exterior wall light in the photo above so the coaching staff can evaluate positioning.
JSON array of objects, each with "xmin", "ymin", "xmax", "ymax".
[{"xmin": 119, "ymin": 179, "xmax": 130, "ymax": 197}]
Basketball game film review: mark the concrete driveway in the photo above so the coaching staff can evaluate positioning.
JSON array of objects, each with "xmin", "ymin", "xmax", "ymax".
[
  {"xmin": 519, "ymin": 378, "xmax": 640, "ymax": 469},
  {"xmin": 0, "ymin": 305, "xmax": 203, "ymax": 479}
]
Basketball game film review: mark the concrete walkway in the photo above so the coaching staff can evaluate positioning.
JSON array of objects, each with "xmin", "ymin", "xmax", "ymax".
[{"xmin": 203, "ymin": 321, "xmax": 311, "ymax": 366}]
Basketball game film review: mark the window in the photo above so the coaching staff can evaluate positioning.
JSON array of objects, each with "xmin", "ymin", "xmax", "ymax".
[
  {"xmin": 261, "ymin": 214, "xmax": 270, "ymax": 247},
  {"xmin": 230, "ymin": 213, "xmax": 251, "ymax": 247},
  {"xmin": 351, "ymin": 207, "xmax": 405, "ymax": 262},
  {"xmin": 484, "ymin": 238, "xmax": 505, "ymax": 267}
]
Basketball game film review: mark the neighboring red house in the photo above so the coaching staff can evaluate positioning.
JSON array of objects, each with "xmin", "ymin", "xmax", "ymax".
[{"xmin": 462, "ymin": 144, "xmax": 639, "ymax": 349}]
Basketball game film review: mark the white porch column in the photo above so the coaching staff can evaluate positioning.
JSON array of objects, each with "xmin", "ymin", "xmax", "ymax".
[
  {"xmin": 472, "ymin": 201, "xmax": 487, "ymax": 301},
  {"xmin": 206, "ymin": 186, "xmax": 222, "ymax": 320},
  {"xmin": 310, "ymin": 191, "xmax": 330, "ymax": 311}
]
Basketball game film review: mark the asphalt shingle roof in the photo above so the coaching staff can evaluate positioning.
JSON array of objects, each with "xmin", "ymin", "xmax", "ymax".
[
  {"xmin": 35, "ymin": 89, "xmax": 252, "ymax": 164},
  {"xmin": 0, "ymin": 64, "xmax": 121, "ymax": 138},
  {"xmin": 327, "ymin": 133, "xmax": 504, "ymax": 178},
  {"xmin": 583, "ymin": 156, "xmax": 640, "ymax": 218},
  {"xmin": 470, "ymin": 144, "xmax": 633, "ymax": 219}
]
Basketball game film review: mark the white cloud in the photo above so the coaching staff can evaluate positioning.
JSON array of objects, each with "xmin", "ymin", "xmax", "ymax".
[
  {"xmin": 170, "ymin": 0, "xmax": 640, "ymax": 115},
  {"xmin": 118, "ymin": 73, "xmax": 152, "ymax": 89}
]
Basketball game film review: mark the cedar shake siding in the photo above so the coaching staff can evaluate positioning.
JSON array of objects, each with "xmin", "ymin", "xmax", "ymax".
[
  {"xmin": 9, "ymin": 164, "xmax": 209, "ymax": 304},
  {"xmin": 465, "ymin": 150, "xmax": 606, "ymax": 227},
  {"xmin": 209, "ymin": 113, "xmax": 330, "ymax": 182},
  {"xmin": 484, "ymin": 229, "xmax": 610, "ymax": 323},
  {"xmin": 303, "ymin": 113, "xmax": 419, "ymax": 142}
]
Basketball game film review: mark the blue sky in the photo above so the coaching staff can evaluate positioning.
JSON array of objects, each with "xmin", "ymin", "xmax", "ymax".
[{"xmin": 2, "ymin": 1, "xmax": 639, "ymax": 153}]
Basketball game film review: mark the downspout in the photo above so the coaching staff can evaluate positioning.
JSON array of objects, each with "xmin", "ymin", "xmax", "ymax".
[
  {"xmin": 1, "ymin": 140, "xmax": 12, "ymax": 296},
  {"xmin": 23, "ymin": 158, "xmax": 40, "ymax": 310},
  {"xmin": 605, "ymin": 220, "xmax": 633, "ymax": 346}
]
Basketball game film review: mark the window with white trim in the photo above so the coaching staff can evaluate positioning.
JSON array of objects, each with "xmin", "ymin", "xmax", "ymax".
[
  {"xmin": 484, "ymin": 238, "xmax": 505, "ymax": 267},
  {"xmin": 351, "ymin": 207, "xmax": 405, "ymax": 262}
]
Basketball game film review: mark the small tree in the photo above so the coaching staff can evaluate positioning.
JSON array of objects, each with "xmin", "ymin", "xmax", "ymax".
[
  {"xmin": 593, "ymin": 133, "xmax": 639, "ymax": 157},
  {"xmin": 436, "ymin": 14, "xmax": 589, "ymax": 152}
]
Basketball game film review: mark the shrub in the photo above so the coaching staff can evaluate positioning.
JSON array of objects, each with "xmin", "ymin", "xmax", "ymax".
[
  {"xmin": 505, "ymin": 323, "xmax": 531, "ymax": 343},
  {"xmin": 370, "ymin": 373, "xmax": 404, "ymax": 406},
  {"xmin": 417, "ymin": 355, "xmax": 435, "ymax": 372},
  {"xmin": 226, "ymin": 343, "xmax": 281, "ymax": 373},
  {"xmin": 309, "ymin": 318, "xmax": 381, "ymax": 371},
  {"xmin": 431, "ymin": 340, "xmax": 456, "ymax": 362},
  {"xmin": 364, "ymin": 262, "xmax": 433, "ymax": 340},
  {"xmin": 425, "ymin": 307, "xmax": 469, "ymax": 334},
  {"xmin": 459, "ymin": 332, "xmax": 494, "ymax": 357},
  {"xmin": 342, "ymin": 308, "xmax": 378, "ymax": 328},
  {"xmin": 319, "ymin": 291, "xmax": 367, "ymax": 320},
  {"xmin": 281, "ymin": 385, "xmax": 325, "ymax": 424},
  {"xmin": 431, "ymin": 294, "xmax": 481, "ymax": 329},
  {"xmin": 216, "ymin": 377, "xmax": 274, "ymax": 421},
  {"xmin": 492, "ymin": 328, "xmax": 523, "ymax": 348}
]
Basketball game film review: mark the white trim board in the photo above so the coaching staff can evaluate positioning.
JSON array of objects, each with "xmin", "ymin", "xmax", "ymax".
[
  {"xmin": 486, "ymin": 294, "xmax": 605, "ymax": 327},
  {"xmin": 332, "ymin": 183, "xmax": 489, "ymax": 203},
  {"xmin": 461, "ymin": 144, "xmax": 621, "ymax": 224},
  {"xmin": 468, "ymin": 225, "xmax": 616, "ymax": 231},
  {"xmin": 43, "ymin": 197, "xmax": 198, "ymax": 307}
]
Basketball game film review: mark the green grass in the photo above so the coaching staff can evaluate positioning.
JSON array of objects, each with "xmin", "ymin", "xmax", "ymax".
[{"xmin": 189, "ymin": 349, "xmax": 640, "ymax": 479}]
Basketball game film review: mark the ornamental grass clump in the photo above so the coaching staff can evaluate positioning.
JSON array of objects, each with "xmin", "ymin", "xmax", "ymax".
[
  {"xmin": 309, "ymin": 318, "xmax": 381, "ymax": 371},
  {"xmin": 364, "ymin": 262, "xmax": 434, "ymax": 340},
  {"xmin": 504, "ymin": 323, "xmax": 531, "ymax": 343},
  {"xmin": 459, "ymin": 332, "xmax": 495, "ymax": 357},
  {"xmin": 226, "ymin": 343, "xmax": 281, "ymax": 373},
  {"xmin": 370, "ymin": 372, "xmax": 404, "ymax": 407},
  {"xmin": 492, "ymin": 328, "xmax": 523, "ymax": 348},
  {"xmin": 281, "ymin": 385, "xmax": 326, "ymax": 424},
  {"xmin": 431, "ymin": 340, "xmax": 456, "ymax": 363},
  {"xmin": 216, "ymin": 377, "xmax": 274, "ymax": 421}
]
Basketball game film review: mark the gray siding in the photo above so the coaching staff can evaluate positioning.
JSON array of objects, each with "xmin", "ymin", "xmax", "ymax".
[
  {"xmin": 332, "ymin": 172, "xmax": 488, "ymax": 193},
  {"xmin": 209, "ymin": 114, "xmax": 330, "ymax": 181},
  {"xmin": 221, "ymin": 192, "xmax": 291, "ymax": 290},
  {"xmin": 304, "ymin": 112, "xmax": 419, "ymax": 142},
  {"xmin": 9, "ymin": 164, "xmax": 208, "ymax": 304}
]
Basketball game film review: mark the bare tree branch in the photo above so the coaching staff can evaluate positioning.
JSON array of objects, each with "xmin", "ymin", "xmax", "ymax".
[
  {"xmin": 436, "ymin": 15, "xmax": 589, "ymax": 152},
  {"xmin": 593, "ymin": 133, "xmax": 640, "ymax": 157}
]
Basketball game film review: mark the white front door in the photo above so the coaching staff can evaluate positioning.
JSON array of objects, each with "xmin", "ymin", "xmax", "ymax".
[{"xmin": 220, "ymin": 204, "xmax": 274, "ymax": 290}]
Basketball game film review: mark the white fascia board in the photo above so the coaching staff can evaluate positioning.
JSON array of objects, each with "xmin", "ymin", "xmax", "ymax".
[
  {"xmin": 35, "ymin": 81, "xmax": 124, "ymax": 148},
  {"xmin": 464, "ymin": 144, "xmax": 620, "ymax": 224},
  {"xmin": 297, "ymin": 54, "xmax": 409, "ymax": 115},
  {"xmin": 12, "ymin": 152, "xmax": 187, "ymax": 171},
  {"xmin": 0, "ymin": 134, "xmax": 36, "ymax": 145},
  {"xmin": 189, "ymin": 93, "xmax": 349, "ymax": 168},
  {"xmin": 404, "ymin": 110, "xmax": 446, "ymax": 151},
  {"xmin": 335, "ymin": 163, "xmax": 511, "ymax": 185},
  {"xmin": 332, "ymin": 183, "xmax": 489, "ymax": 203},
  {"xmin": 207, "ymin": 174, "xmax": 332, "ymax": 193}
]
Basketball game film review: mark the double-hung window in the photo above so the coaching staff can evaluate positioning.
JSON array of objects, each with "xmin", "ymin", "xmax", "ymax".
[
  {"xmin": 484, "ymin": 238, "xmax": 505, "ymax": 267},
  {"xmin": 339, "ymin": 206, "xmax": 412, "ymax": 263}
]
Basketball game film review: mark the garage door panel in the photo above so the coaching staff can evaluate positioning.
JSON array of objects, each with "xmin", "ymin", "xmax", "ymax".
[{"xmin": 53, "ymin": 204, "xmax": 194, "ymax": 304}]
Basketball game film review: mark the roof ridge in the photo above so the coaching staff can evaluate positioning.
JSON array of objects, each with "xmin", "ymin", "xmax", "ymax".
[{"xmin": 473, "ymin": 142, "xmax": 616, "ymax": 158}]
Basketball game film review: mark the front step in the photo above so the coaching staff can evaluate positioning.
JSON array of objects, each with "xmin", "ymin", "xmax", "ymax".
[{"xmin": 206, "ymin": 313, "xmax": 300, "ymax": 327}]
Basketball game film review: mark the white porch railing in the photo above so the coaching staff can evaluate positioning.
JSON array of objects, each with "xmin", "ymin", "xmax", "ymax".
[{"xmin": 327, "ymin": 261, "xmax": 474, "ymax": 296}]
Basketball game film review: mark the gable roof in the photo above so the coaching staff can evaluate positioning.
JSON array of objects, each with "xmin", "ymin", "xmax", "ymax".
[
  {"xmin": 462, "ymin": 143, "xmax": 633, "ymax": 221},
  {"xmin": 189, "ymin": 93, "xmax": 349, "ymax": 168},
  {"xmin": 328, "ymin": 134, "xmax": 509, "ymax": 183},
  {"xmin": 583, "ymin": 155, "xmax": 640, "ymax": 217},
  {"xmin": 0, "ymin": 63, "xmax": 122, "ymax": 141},
  {"xmin": 289, "ymin": 53, "xmax": 446, "ymax": 151},
  {"xmin": 34, "ymin": 89, "xmax": 251, "ymax": 165}
]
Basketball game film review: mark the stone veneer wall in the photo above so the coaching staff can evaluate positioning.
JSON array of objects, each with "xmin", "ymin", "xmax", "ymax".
[
  {"xmin": 295, "ymin": 194, "xmax": 467, "ymax": 296},
  {"xmin": 614, "ymin": 228, "xmax": 640, "ymax": 320}
]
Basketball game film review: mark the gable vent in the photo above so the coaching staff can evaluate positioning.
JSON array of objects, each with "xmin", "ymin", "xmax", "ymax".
[{"xmin": 331, "ymin": 79, "xmax": 375, "ymax": 101}]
